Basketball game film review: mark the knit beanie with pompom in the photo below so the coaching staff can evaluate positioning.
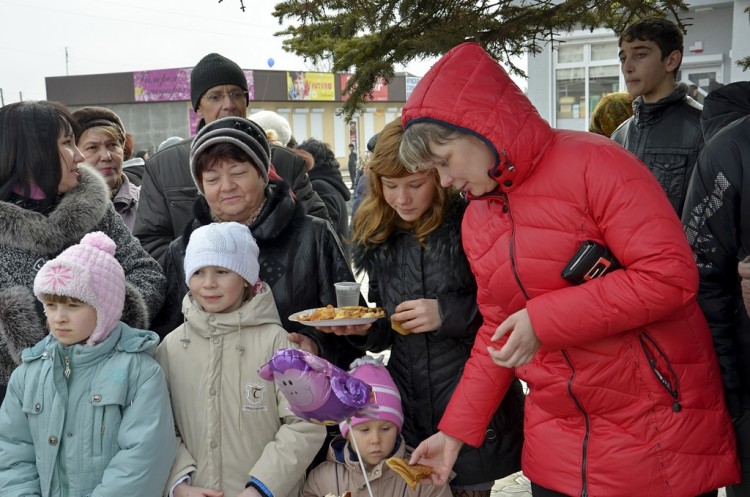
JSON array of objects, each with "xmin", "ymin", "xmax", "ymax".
[{"xmin": 34, "ymin": 232, "xmax": 125, "ymax": 346}]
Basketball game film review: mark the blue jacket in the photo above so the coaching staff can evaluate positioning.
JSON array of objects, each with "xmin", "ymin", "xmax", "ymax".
[{"xmin": 0, "ymin": 323, "xmax": 175, "ymax": 497}]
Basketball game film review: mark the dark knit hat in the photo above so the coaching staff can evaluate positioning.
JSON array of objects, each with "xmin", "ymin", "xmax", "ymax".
[
  {"xmin": 72, "ymin": 106, "xmax": 126, "ymax": 145},
  {"xmin": 190, "ymin": 116, "xmax": 271, "ymax": 192},
  {"xmin": 190, "ymin": 53, "xmax": 248, "ymax": 111}
]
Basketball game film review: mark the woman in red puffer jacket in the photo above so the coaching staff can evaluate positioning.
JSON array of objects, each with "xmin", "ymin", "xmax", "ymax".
[{"xmin": 399, "ymin": 42, "xmax": 739, "ymax": 497}]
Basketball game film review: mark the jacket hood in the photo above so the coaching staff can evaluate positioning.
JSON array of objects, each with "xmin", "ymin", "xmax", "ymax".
[
  {"xmin": 181, "ymin": 281, "xmax": 282, "ymax": 337},
  {"xmin": 309, "ymin": 165, "xmax": 351, "ymax": 201},
  {"xmin": 402, "ymin": 42, "xmax": 554, "ymax": 191},
  {"xmin": 701, "ymin": 81, "xmax": 750, "ymax": 142},
  {"xmin": 631, "ymin": 83, "xmax": 701, "ymax": 128}
]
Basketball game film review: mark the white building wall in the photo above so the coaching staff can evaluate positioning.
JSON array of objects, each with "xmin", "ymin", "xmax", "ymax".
[
  {"xmin": 730, "ymin": 0, "xmax": 750, "ymax": 82},
  {"xmin": 526, "ymin": 2, "xmax": 749, "ymax": 130}
]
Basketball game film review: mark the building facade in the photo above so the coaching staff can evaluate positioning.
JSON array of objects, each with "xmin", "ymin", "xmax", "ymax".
[
  {"xmin": 46, "ymin": 68, "xmax": 417, "ymax": 160},
  {"xmin": 526, "ymin": 0, "xmax": 750, "ymax": 130}
]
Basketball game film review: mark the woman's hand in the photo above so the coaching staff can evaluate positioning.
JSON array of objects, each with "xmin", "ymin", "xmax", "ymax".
[
  {"xmin": 488, "ymin": 308, "xmax": 540, "ymax": 368},
  {"xmin": 409, "ymin": 431, "xmax": 463, "ymax": 486},
  {"xmin": 314, "ymin": 323, "xmax": 372, "ymax": 336},
  {"xmin": 173, "ymin": 482, "xmax": 224, "ymax": 497},
  {"xmin": 391, "ymin": 299, "xmax": 440, "ymax": 333},
  {"xmin": 287, "ymin": 333, "xmax": 319, "ymax": 355}
]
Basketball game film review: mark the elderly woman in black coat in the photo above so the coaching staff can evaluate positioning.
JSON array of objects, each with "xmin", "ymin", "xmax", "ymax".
[{"xmin": 158, "ymin": 117, "xmax": 361, "ymax": 369}]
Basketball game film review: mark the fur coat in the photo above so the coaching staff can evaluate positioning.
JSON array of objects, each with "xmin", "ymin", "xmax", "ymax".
[{"xmin": 0, "ymin": 164, "xmax": 166, "ymax": 386}]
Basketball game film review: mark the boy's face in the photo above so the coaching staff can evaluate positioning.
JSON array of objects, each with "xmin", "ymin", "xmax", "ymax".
[
  {"xmin": 189, "ymin": 266, "xmax": 248, "ymax": 314},
  {"xmin": 618, "ymin": 38, "xmax": 681, "ymax": 104},
  {"xmin": 349, "ymin": 420, "xmax": 399, "ymax": 468},
  {"xmin": 44, "ymin": 299, "xmax": 97, "ymax": 346}
]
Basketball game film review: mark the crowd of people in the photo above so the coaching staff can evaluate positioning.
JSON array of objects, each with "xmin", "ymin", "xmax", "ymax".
[{"xmin": 0, "ymin": 14, "xmax": 748, "ymax": 497}]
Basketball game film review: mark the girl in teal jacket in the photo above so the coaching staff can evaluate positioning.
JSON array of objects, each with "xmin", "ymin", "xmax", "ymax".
[{"xmin": 0, "ymin": 232, "xmax": 175, "ymax": 497}]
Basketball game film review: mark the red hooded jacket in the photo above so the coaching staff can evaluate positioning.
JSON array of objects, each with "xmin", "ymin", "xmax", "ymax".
[{"xmin": 402, "ymin": 42, "xmax": 738, "ymax": 496}]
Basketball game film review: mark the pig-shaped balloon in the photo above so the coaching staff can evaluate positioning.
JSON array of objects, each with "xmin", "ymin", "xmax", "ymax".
[{"xmin": 258, "ymin": 348, "xmax": 373, "ymax": 424}]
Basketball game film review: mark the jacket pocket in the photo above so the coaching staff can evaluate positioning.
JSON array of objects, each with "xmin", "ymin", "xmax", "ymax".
[
  {"xmin": 164, "ymin": 186, "xmax": 198, "ymax": 233},
  {"xmin": 638, "ymin": 333, "xmax": 682, "ymax": 412},
  {"xmin": 641, "ymin": 152, "xmax": 689, "ymax": 209},
  {"xmin": 90, "ymin": 387, "xmax": 128, "ymax": 458}
]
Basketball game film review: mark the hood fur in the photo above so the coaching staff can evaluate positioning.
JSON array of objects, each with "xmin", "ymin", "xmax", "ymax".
[
  {"xmin": 0, "ymin": 286, "xmax": 46, "ymax": 367},
  {"xmin": 0, "ymin": 164, "xmax": 110, "ymax": 253}
]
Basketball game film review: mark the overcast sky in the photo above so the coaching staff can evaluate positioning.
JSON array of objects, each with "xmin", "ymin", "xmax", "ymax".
[
  {"xmin": 0, "ymin": 0, "xmax": 526, "ymax": 105},
  {"xmin": 0, "ymin": 0, "xmax": 433, "ymax": 104}
]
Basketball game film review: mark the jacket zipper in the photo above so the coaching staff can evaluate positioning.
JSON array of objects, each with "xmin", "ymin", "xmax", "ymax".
[
  {"xmin": 504, "ymin": 193, "xmax": 530, "ymax": 300},
  {"xmin": 562, "ymin": 351, "xmax": 590, "ymax": 497},
  {"xmin": 638, "ymin": 333, "xmax": 681, "ymax": 412},
  {"xmin": 497, "ymin": 189, "xmax": 591, "ymax": 494}
]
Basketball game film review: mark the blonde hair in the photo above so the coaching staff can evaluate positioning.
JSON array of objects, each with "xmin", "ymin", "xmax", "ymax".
[
  {"xmin": 399, "ymin": 121, "xmax": 464, "ymax": 173},
  {"xmin": 352, "ymin": 119, "xmax": 451, "ymax": 247}
]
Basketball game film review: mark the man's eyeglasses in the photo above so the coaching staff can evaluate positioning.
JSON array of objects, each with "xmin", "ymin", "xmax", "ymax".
[{"xmin": 203, "ymin": 90, "xmax": 249, "ymax": 104}]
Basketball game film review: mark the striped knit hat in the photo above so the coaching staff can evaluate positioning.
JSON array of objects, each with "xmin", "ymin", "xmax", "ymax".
[{"xmin": 340, "ymin": 355, "xmax": 404, "ymax": 437}]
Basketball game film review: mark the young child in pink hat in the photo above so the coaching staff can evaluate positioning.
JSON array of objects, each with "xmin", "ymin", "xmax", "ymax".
[
  {"xmin": 302, "ymin": 356, "xmax": 452, "ymax": 497},
  {"xmin": 0, "ymin": 232, "xmax": 175, "ymax": 497}
]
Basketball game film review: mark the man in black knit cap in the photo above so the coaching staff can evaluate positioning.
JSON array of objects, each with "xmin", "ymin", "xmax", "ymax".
[{"xmin": 134, "ymin": 53, "xmax": 328, "ymax": 269}]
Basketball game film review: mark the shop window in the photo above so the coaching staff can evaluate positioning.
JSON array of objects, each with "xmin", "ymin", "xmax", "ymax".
[{"xmin": 555, "ymin": 39, "xmax": 622, "ymax": 130}]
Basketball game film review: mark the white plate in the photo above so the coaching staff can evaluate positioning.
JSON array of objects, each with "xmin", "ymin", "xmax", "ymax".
[{"xmin": 288, "ymin": 308, "xmax": 381, "ymax": 327}]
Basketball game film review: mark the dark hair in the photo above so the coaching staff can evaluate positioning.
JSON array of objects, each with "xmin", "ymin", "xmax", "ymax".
[
  {"xmin": 193, "ymin": 142, "xmax": 257, "ymax": 180},
  {"xmin": 619, "ymin": 17, "xmax": 684, "ymax": 73},
  {"xmin": 297, "ymin": 139, "xmax": 339, "ymax": 171},
  {"xmin": 0, "ymin": 101, "xmax": 79, "ymax": 207}
]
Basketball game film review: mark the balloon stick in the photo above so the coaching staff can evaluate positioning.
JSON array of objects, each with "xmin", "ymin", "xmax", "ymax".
[{"xmin": 345, "ymin": 418, "xmax": 375, "ymax": 497}]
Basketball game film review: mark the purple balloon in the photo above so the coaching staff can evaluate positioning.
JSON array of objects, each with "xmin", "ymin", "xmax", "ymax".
[{"xmin": 258, "ymin": 349, "xmax": 372, "ymax": 424}]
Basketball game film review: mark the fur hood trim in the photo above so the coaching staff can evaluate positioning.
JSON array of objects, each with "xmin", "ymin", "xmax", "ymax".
[
  {"xmin": 122, "ymin": 282, "xmax": 149, "ymax": 330},
  {"xmin": 0, "ymin": 164, "xmax": 110, "ymax": 254},
  {"xmin": 0, "ymin": 286, "xmax": 47, "ymax": 366}
]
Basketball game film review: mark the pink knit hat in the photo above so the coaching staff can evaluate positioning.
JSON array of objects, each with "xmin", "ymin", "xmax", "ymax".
[
  {"xmin": 340, "ymin": 355, "xmax": 404, "ymax": 438},
  {"xmin": 34, "ymin": 232, "xmax": 125, "ymax": 346}
]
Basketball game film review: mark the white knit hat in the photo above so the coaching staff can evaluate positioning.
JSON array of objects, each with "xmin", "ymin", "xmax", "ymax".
[
  {"xmin": 34, "ymin": 232, "xmax": 125, "ymax": 346},
  {"xmin": 249, "ymin": 110, "xmax": 292, "ymax": 148},
  {"xmin": 184, "ymin": 222, "xmax": 260, "ymax": 286}
]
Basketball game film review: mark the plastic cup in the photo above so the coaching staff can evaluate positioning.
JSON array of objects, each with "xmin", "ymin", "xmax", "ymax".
[{"xmin": 334, "ymin": 282, "xmax": 361, "ymax": 307}]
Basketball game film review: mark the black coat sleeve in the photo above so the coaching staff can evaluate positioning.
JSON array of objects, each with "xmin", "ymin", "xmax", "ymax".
[
  {"xmin": 133, "ymin": 141, "xmax": 194, "ymax": 269},
  {"xmin": 270, "ymin": 146, "xmax": 330, "ymax": 223},
  {"xmin": 682, "ymin": 135, "xmax": 744, "ymax": 416}
]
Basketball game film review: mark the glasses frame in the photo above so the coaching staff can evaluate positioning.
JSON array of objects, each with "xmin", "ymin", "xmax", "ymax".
[{"xmin": 202, "ymin": 90, "xmax": 249, "ymax": 105}]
